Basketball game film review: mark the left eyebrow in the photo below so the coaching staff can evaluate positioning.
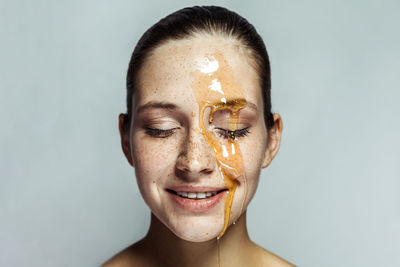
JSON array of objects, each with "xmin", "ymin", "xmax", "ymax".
[
  {"xmin": 136, "ymin": 101, "xmax": 178, "ymax": 114},
  {"xmin": 217, "ymin": 98, "xmax": 258, "ymax": 112}
]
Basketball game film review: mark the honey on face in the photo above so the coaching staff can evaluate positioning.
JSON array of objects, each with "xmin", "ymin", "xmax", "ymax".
[{"xmin": 191, "ymin": 51, "xmax": 248, "ymax": 238}]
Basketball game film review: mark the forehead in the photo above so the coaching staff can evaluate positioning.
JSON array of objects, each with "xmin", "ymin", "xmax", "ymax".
[{"xmin": 135, "ymin": 36, "xmax": 262, "ymax": 111}]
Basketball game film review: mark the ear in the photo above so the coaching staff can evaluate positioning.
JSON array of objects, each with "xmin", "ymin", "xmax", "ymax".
[
  {"xmin": 118, "ymin": 113, "xmax": 134, "ymax": 167},
  {"xmin": 262, "ymin": 113, "xmax": 283, "ymax": 168}
]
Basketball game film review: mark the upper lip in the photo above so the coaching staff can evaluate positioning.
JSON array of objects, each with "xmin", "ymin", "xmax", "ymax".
[{"xmin": 167, "ymin": 185, "xmax": 227, "ymax": 192}]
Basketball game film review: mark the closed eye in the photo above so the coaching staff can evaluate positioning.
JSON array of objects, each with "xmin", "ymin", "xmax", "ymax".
[
  {"xmin": 215, "ymin": 127, "xmax": 250, "ymax": 140},
  {"xmin": 144, "ymin": 127, "xmax": 179, "ymax": 138}
]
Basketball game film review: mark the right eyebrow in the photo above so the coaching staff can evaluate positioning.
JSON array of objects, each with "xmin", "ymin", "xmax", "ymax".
[{"xmin": 136, "ymin": 101, "xmax": 178, "ymax": 114}]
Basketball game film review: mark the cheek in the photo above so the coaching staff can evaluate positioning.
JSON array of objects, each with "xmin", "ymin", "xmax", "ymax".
[
  {"xmin": 131, "ymin": 134, "xmax": 181, "ymax": 185},
  {"xmin": 131, "ymin": 135, "xmax": 181, "ymax": 213},
  {"xmin": 239, "ymin": 128, "xmax": 267, "ymax": 190}
]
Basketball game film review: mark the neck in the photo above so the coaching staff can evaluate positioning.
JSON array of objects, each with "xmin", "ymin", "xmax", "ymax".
[{"xmin": 141, "ymin": 212, "xmax": 252, "ymax": 267}]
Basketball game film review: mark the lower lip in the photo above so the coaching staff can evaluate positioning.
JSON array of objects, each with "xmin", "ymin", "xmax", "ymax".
[{"xmin": 167, "ymin": 191, "xmax": 227, "ymax": 212}]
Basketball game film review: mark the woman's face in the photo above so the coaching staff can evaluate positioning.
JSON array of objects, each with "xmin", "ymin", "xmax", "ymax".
[{"xmin": 120, "ymin": 36, "xmax": 280, "ymax": 242}]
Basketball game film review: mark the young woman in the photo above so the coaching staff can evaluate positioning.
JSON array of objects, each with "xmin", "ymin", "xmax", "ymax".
[{"xmin": 105, "ymin": 6, "xmax": 293, "ymax": 267}]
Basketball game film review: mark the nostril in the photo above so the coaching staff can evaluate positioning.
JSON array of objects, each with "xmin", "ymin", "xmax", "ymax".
[
  {"xmin": 182, "ymin": 166, "xmax": 191, "ymax": 173},
  {"xmin": 201, "ymin": 168, "xmax": 213, "ymax": 175},
  {"xmin": 175, "ymin": 155, "xmax": 215, "ymax": 180},
  {"xmin": 176, "ymin": 162, "xmax": 213, "ymax": 175}
]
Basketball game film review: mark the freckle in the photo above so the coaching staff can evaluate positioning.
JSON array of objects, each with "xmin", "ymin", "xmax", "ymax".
[{"xmin": 152, "ymin": 181, "xmax": 155, "ymax": 183}]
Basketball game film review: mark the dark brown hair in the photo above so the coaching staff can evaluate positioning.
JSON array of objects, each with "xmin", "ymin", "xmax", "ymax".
[{"xmin": 125, "ymin": 6, "xmax": 274, "ymax": 129}]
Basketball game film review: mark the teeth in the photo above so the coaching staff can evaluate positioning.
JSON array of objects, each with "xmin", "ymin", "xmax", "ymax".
[
  {"xmin": 197, "ymin": 192, "xmax": 206, "ymax": 199},
  {"xmin": 176, "ymin": 191, "xmax": 217, "ymax": 199},
  {"xmin": 188, "ymin": 192, "xmax": 196, "ymax": 199}
]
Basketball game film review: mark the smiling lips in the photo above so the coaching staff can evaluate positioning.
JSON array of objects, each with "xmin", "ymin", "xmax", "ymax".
[{"xmin": 167, "ymin": 186, "xmax": 228, "ymax": 212}]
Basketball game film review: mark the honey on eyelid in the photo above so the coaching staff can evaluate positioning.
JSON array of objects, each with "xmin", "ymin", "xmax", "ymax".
[{"xmin": 191, "ymin": 51, "xmax": 248, "ymax": 239}]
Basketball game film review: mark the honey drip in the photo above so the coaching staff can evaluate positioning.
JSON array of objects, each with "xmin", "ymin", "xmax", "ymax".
[
  {"xmin": 217, "ymin": 238, "xmax": 221, "ymax": 267},
  {"xmin": 191, "ymin": 51, "xmax": 248, "ymax": 239}
]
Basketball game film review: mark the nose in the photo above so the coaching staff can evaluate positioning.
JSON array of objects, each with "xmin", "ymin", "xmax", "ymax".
[{"xmin": 175, "ymin": 128, "xmax": 216, "ymax": 181}]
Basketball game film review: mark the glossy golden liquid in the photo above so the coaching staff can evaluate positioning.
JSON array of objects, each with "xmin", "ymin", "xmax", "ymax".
[{"xmin": 191, "ymin": 51, "xmax": 248, "ymax": 239}]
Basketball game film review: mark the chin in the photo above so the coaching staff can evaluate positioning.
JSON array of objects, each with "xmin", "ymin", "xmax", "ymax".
[
  {"xmin": 172, "ymin": 228, "xmax": 219, "ymax": 242},
  {"xmin": 167, "ymin": 215, "xmax": 224, "ymax": 242}
]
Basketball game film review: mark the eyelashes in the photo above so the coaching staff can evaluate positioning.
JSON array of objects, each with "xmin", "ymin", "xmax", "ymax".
[
  {"xmin": 215, "ymin": 127, "xmax": 250, "ymax": 140},
  {"xmin": 144, "ymin": 126, "xmax": 250, "ymax": 140},
  {"xmin": 144, "ymin": 127, "xmax": 179, "ymax": 138}
]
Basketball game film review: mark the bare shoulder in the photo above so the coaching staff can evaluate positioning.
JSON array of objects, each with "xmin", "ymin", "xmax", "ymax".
[
  {"xmin": 102, "ymin": 239, "xmax": 150, "ymax": 267},
  {"xmin": 250, "ymin": 242, "xmax": 296, "ymax": 267}
]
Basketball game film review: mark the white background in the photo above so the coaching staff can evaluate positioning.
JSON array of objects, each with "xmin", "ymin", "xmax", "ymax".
[{"xmin": 1, "ymin": 0, "xmax": 399, "ymax": 266}]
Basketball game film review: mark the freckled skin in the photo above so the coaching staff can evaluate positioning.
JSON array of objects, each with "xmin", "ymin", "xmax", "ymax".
[
  {"xmin": 111, "ymin": 35, "xmax": 291, "ymax": 267},
  {"xmin": 132, "ymin": 38, "xmax": 267, "ymax": 242}
]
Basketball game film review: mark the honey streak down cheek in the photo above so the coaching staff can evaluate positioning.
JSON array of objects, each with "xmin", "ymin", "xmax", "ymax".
[{"xmin": 191, "ymin": 51, "xmax": 248, "ymax": 238}]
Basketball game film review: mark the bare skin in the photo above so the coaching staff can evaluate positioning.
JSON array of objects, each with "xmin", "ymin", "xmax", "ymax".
[
  {"xmin": 106, "ymin": 36, "xmax": 293, "ymax": 266},
  {"xmin": 103, "ymin": 212, "xmax": 294, "ymax": 267},
  {"xmin": 105, "ymin": 112, "xmax": 292, "ymax": 267}
]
